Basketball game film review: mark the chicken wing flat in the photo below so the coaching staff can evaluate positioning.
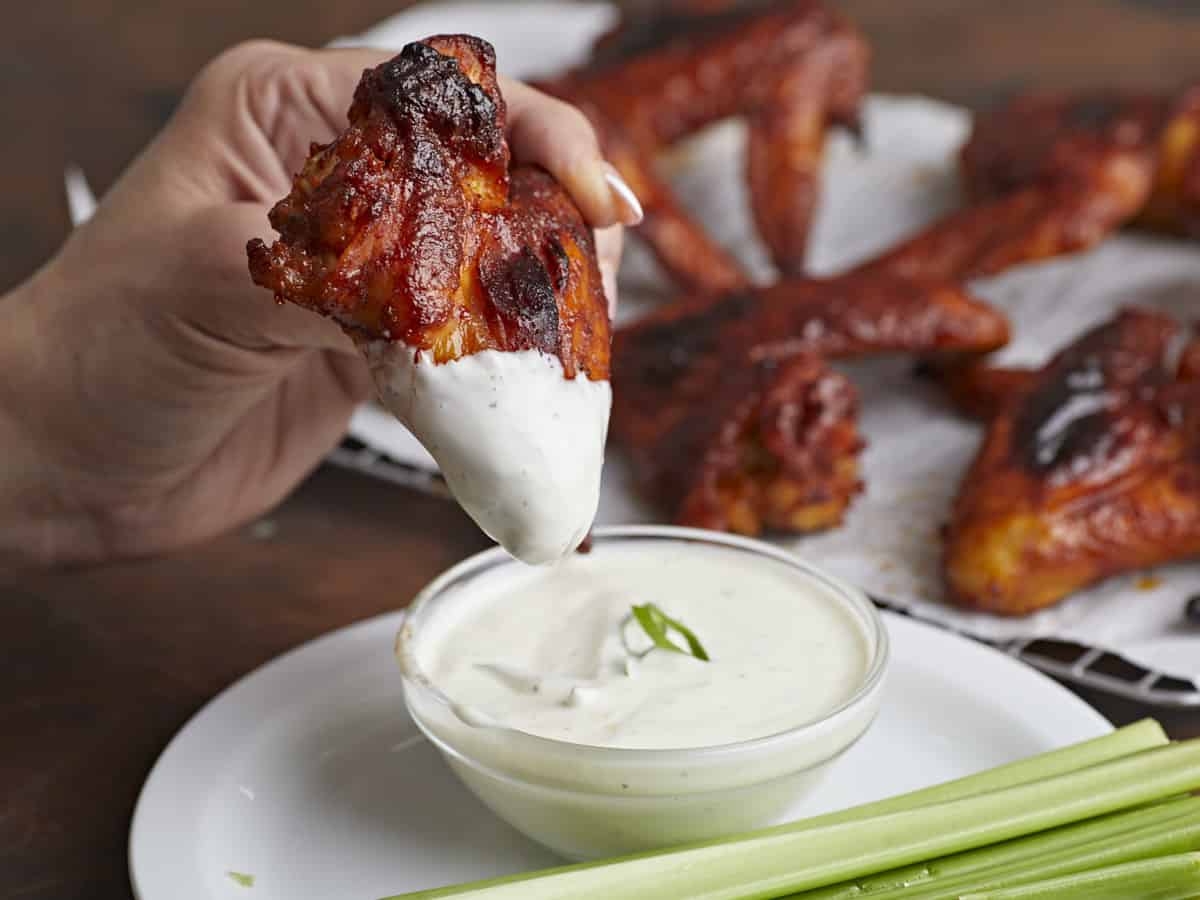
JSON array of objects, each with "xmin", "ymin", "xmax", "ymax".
[
  {"xmin": 248, "ymin": 35, "xmax": 609, "ymax": 380},
  {"xmin": 541, "ymin": 0, "xmax": 868, "ymax": 283},
  {"xmin": 945, "ymin": 309, "xmax": 1200, "ymax": 615},
  {"xmin": 626, "ymin": 351, "xmax": 862, "ymax": 535},
  {"xmin": 842, "ymin": 87, "xmax": 1192, "ymax": 285},
  {"xmin": 612, "ymin": 273, "xmax": 1009, "ymax": 534},
  {"xmin": 247, "ymin": 36, "xmax": 612, "ymax": 563},
  {"xmin": 857, "ymin": 176, "xmax": 1157, "ymax": 284},
  {"xmin": 961, "ymin": 87, "xmax": 1200, "ymax": 242}
]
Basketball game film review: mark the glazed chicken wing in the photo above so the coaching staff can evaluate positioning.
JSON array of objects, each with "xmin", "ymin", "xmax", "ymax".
[
  {"xmin": 628, "ymin": 351, "xmax": 863, "ymax": 535},
  {"xmin": 960, "ymin": 86, "xmax": 1200, "ymax": 243},
  {"xmin": 540, "ymin": 0, "xmax": 868, "ymax": 285},
  {"xmin": 833, "ymin": 86, "xmax": 1192, "ymax": 287},
  {"xmin": 945, "ymin": 309, "xmax": 1200, "ymax": 614},
  {"xmin": 247, "ymin": 36, "xmax": 611, "ymax": 563},
  {"xmin": 612, "ymin": 273, "xmax": 1009, "ymax": 534},
  {"xmin": 248, "ymin": 36, "xmax": 608, "ymax": 376}
]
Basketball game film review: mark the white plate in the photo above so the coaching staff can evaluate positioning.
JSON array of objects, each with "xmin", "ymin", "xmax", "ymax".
[{"xmin": 129, "ymin": 611, "xmax": 1110, "ymax": 900}]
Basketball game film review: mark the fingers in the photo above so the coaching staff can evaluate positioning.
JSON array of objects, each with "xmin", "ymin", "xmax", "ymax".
[
  {"xmin": 594, "ymin": 225, "xmax": 624, "ymax": 317},
  {"xmin": 502, "ymin": 77, "xmax": 643, "ymax": 230},
  {"xmin": 173, "ymin": 41, "xmax": 394, "ymax": 202},
  {"xmin": 183, "ymin": 202, "xmax": 364, "ymax": 357}
]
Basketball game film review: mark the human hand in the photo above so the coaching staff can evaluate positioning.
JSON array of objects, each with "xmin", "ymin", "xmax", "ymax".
[{"xmin": 0, "ymin": 40, "xmax": 635, "ymax": 566}]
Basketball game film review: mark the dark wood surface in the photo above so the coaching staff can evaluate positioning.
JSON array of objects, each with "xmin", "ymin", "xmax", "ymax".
[{"xmin": 3, "ymin": 2, "xmax": 1200, "ymax": 898}]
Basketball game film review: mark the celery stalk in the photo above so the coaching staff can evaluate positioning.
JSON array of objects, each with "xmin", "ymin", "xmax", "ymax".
[
  {"xmin": 793, "ymin": 718, "xmax": 1168, "ymax": 831},
  {"xmin": 794, "ymin": 797, "xmax": 1200, "ymax": 899},
  {"xmin": 383, "ymin": 722, "xmax": 1165, "ymax": 900},
  {"xmin": 385, "ymin": 738, "xmax": 1200, "ymax": 900},
  {"xmin": 958, "ymin": 852, "xmax": 1200, "ymax": 899}
]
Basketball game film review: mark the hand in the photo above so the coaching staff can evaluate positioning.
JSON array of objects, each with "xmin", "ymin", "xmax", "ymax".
[{"xmin": 0, "ymin": 40, "xmax": 636, "ymax": 567}]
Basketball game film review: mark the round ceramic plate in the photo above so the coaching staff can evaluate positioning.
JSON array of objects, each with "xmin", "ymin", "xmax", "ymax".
[{"xmin": 129, "ymin": 610, "xmax": 1111, "ymax": 900}]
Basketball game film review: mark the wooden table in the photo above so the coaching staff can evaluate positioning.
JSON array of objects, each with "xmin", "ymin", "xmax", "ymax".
[{"xmin": 3, "ymin": 2, "xmax": 1199, "ymax": 897}]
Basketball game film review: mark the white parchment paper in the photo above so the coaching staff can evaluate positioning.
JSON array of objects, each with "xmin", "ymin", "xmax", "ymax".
[{"xmin": 343, "ymin": 2, "xmax": 1200, "ymax": 681}]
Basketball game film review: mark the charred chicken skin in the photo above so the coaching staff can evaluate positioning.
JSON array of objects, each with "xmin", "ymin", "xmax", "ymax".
[
  {"xmin": 944, "ymin": 309, "xmax": 1200, "ymax": 615},
  {"xmin": 540, "ymin": 0, "xmax": 869, "ymax": 286},
  {"xmin": 248, "ymin": 35, "xmax": 609, "ymax": 381},
  {"xmin": 612, "ymin": 273, "xmax": 1009, "ymax": 534}
]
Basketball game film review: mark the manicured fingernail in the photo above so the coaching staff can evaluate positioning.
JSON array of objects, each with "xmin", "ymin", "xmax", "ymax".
[
  {"xmin": 600, "ymin": 262, "xmax": 619, "ymax": 319},
  {"xmin": 603, "ymin": 164, "xmax": 644, "ymax": 226}
]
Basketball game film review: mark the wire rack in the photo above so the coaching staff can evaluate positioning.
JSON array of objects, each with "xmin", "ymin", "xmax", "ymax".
[
  {"xmin": 325, "ymin": 437, "xmax": 1200, "ymax": 710},
  {"xmin": 868, "ymin": 597, "xmax": 1200, "ymax": 710}
]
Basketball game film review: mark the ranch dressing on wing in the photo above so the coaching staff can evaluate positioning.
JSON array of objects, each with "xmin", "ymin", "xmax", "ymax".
[
  {"xmin": 415, "ymin": 542, "xmax": 871, "ymax": 749},
  {"xmin": 364, "ymin": 344, "xmax": 611, "ymax": 565}
]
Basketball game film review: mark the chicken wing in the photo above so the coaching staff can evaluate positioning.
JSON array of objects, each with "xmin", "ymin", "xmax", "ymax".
[
  {"xmin": 961, "ymin": 86, "xmax": 1200, "ymax": 243},
  {"xmin": 612, "ymin": 272, "xmax": 1009, "ymax": 534},
  {"xmin": 540, "ymin": 0, "xmax": 868, "ymax": 284},
  {"xmin": 831, "ymin": 86, "xmax": 1188, "ymax": 287},
  {"xmin": 247, "ymin": 36, "xmax": 612, "ymax": 563},
  {"xmin": 944, "ymin": 309, "xmax": 1200, "ymax": 614},
  {"xmin": 248, "ymin": 36, "xmax": 608, "ymax": 377},
  {"xmin": 628, "ymin": 351, "xmax": 863, "ymax": 535}
]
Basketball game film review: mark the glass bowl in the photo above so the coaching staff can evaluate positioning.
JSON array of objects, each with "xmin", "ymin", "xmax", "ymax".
[{"xmin": 395, "ymin": 526, "xmax": 889, "ymax": 860}]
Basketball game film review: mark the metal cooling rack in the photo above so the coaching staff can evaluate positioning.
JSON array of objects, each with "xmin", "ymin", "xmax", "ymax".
[
  {"xmin": 870, "ymin": 597, "xmax": 1200, "ymax": 710},
  {"xmin": 325, "ymin": 437, "xmax": 1200, "ymax": 710},
  {"xmin": 326, "ymin": 438, "xmax": 452, "ymax": 500}
]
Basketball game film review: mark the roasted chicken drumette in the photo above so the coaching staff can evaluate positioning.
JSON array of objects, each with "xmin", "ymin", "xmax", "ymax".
[{"xmin": 944, "ymin": 309, "xmax": 1200, "ymax": 615}]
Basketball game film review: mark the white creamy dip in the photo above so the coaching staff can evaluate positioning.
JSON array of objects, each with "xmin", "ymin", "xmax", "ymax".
[
  {"xmin": 414, "ymin": 541, "xmax": 872, "ymax": 750},
  {"xmin": 363, "ymin": 344, "xmax": 611, "ymax": 565}
]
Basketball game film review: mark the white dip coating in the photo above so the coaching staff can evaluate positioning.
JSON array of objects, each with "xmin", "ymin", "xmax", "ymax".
[
  {"xmin": 415, "ymin": 542, "xmax": 872, "ymax": 750},
  {"xmin": 363, "ymin": 344, "xmax": 611, "ymax": 565}
]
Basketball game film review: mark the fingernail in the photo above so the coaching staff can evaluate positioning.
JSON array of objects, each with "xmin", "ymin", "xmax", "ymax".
[
  {"xmin": 603, "ymin": 163, "xmax": 644, "ymax": 226},
  {"xmin": 600, "ymin": 262, "xmax": 619, "ymax": 319}
]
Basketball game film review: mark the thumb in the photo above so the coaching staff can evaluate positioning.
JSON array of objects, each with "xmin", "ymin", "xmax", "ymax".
[
  {"xmin": 168, "ymin": 41, "xmax": 394, "ymax": 205},
  {"xmin": 183, "ymin": 201, "xmax": 365, "ymax": 358}
]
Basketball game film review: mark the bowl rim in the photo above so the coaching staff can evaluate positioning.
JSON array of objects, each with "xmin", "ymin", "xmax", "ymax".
[{"xmin": 395, "ymin": 525, "xmax": 890, "ymax": 765}]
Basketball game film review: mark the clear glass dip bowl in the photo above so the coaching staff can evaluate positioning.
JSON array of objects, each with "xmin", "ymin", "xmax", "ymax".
[{"xmin": 395, "ymin": 526, "xmax": 889, "ymax": 860}]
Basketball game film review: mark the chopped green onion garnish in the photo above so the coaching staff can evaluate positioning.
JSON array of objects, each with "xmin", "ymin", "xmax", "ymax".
[
  {"xmin": 227, "ymin": 871, "xmax": 255, "ymax": 888},
  {"xmin": 628, "ymin": 603, "xmax": 709, "ymax": 662}
]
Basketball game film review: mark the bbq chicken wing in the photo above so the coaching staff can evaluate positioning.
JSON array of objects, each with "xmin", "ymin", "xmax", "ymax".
[
  {"xmin": 944, "ymin": 309, "xmax": 1200, "ymax": 615},
  {"xmin": 842, "ymin": 88, "xmax": 1187, "ymax": 285},
  {"xmin": 247, "ymin": 36, "xmax": 612, "ymax": 563},
  {"xmin": 540, "ymin": 0, "xmax": 868, "ymax": 285},
  {"xmin": 629, "ymin": 351, "xmax": 863, "ymax": 535},
  {"xmin": 612, "ymin": 272, "xmax": 1009, "ymax": 534},
  {"xmin": 961, "ymin": 86, "xmax": 1200, "ymax": 244},
  {"xmin": 248, "ymin": 36, "xmax": 608, "ymax": 376}
]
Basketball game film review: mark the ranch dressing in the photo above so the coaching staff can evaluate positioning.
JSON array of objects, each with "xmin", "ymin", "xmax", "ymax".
[
  {"xmin": 363, "ymin": 344, "xmax": 611, "ymax": 565},
  {"xmin": 415, "ymin": 541, "xmax": 872, "ymax": 749}
]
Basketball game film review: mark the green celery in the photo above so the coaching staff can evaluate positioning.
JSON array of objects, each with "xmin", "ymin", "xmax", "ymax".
[
  {"xmin": 385, "ymin": 721, "xmax": 1166, "ymax": 900},
  {"xmin": 795, "ymin": 718, "xmax": 1167, "ymax": 830},
  {"xmin": 958, "ymin": 851, "xmax": 1200, "ymax": 899},
  {"xmin": 794, "ymin": 797, "xmax": 1200, "ymax": 899},
  {"xmin": 384, "ymin": 736, "xmax": 1200, "ymax": 900}
]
